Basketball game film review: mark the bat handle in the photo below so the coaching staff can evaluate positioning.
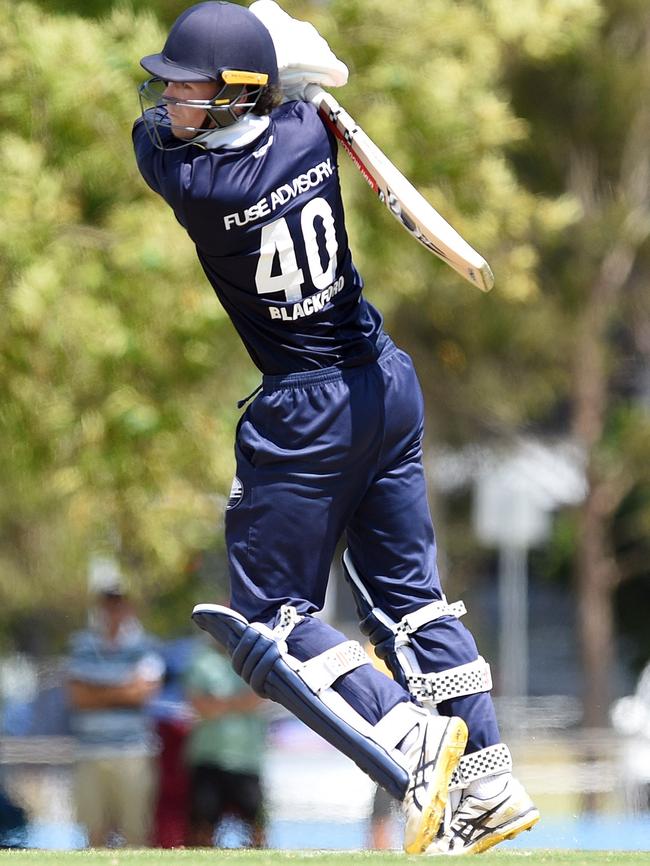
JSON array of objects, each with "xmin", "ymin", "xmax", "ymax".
[
  {"xmin": 305, "ymin": 84, "xmax": 344, "ymax": 118},
  {"xmin": 304, "ymin": 84, "xmax": 354, "ymax": 139}
]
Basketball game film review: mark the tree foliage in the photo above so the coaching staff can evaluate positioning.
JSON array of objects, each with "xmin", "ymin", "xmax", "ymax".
[
  {"xmin": 503, "ymin": 0, "xmax": 650, "ymax": 721},
  {"xmin": 302, "ymin": 0, "xmax": 602, "ymax": 442},
  {"xmin": 2, "ymin": 0, "xmax": 649, "ymax": 681},
  {"xmin": 0, "ymin": 2, "xmax": 253, "ymax": 628}
]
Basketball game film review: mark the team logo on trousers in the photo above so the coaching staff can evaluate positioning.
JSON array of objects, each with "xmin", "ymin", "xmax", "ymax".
[{"xmin": 227, "ymin": 476, "xmax": 244, "ymax": 509}]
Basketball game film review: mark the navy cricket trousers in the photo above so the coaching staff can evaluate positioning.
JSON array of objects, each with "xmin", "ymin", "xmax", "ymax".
[{"xmin": 226, "ymin": 337, "xmax": 499, "ymax": 751}]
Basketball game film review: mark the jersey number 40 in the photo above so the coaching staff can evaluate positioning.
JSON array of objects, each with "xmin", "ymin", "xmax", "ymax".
[{"xmin": 255, "ymin": 196, "xmax": 338, "ymax": 303}]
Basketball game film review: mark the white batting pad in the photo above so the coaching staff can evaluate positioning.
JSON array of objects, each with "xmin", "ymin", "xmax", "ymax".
[{"xmin": 256, "ymin": 603, "xmax": 423, "ymax": 766}]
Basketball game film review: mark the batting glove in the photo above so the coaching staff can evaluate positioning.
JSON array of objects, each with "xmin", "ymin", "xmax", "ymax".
[{"xmin": 250, "ymin": 0, "xmax": 348, "ymax": 101}]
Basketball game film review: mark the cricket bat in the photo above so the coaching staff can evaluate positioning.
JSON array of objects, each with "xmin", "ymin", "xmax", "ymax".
[{"xmin": 305, "ymin": 84, "xmax": 494, "ymax": 292}]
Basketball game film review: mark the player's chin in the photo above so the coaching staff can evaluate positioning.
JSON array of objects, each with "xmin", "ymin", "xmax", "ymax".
[{"xmin": 169, "ymin": 124, "xmax": 197, "ymax": 141}]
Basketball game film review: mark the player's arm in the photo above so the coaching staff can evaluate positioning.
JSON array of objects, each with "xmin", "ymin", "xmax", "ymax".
[
  {"xmin": 132, "ymin": 117, "xmax": 188, "ymax": 225},
  {"xmin": 132, "ymin": 116, "xmax": 166, "ymax": 196},
  {"xmin": 188, "ymin": 688, "xmax": 264, "ymax": 720},
  {"xmin": 68, "ymin": 676, "xmax": 159, "ymax": 709}
]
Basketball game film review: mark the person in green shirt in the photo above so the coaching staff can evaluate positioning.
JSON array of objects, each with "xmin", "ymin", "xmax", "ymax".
[{"xmin": 184, "ymin": 640, "xmax": 267, "ymax": 847}]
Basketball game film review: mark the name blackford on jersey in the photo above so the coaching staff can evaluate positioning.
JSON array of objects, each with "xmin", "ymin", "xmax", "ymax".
[{"xmin": 133, "ymin": 100, "xmax": 385, "ymax": 375}]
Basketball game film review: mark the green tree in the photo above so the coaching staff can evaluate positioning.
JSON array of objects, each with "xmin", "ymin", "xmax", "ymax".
[
  {"xmin": 33, "ymin": 0, "xmax": 189, "ymax": 25},
  {"xmin": 303, "ymin": 0, "xmax": 601, "ymax": 443},
  {"xmin": 2, "ymin": 0, "xmax": 626, "ymax": 664},
  {"xmin": 0, "ymin": 2, "xmax": 254, "ymax": 635},
  {"xmin": 505, "ymin": 0, "xmax": 650, "ymax": 729}
]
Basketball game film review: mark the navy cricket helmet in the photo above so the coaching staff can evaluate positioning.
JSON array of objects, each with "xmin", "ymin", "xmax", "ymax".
[{"xmin": 138, "ymin": 1, "xmax": 279, "ymax": 149}]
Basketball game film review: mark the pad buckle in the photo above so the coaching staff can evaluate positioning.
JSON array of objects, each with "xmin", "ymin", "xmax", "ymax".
[
  {"xmin": 407, "ymin": 657, "xmax": 492, "ymax": 704},
  {"xmin": 394, "ymin": 599, "xmax": 467, "ymax": 642}
]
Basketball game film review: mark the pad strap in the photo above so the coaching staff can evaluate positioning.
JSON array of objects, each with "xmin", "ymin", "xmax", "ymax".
[
  {"xmin": 407, "ymin": 657, "xmax": 492, "ymax": 704},
  {"xmin": 295, "ymin": 640, "xmax": 370, "ymax": 693},
  {"xmin": 448, "ymin": 743, "xmax": 512, "ymax": 790},
  {"xmin": 395, "ymin": 599, "xmax": 467, "ymax": 646},
  {"xmin": 342, "ymin": 549, "xmax": 466, "ymax": 650},
  {"xmin": 272, "ymin": 604, "xmax": 304, "ymax": 641}
]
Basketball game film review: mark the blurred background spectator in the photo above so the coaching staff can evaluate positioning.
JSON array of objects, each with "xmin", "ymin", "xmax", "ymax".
[
  {"xmin": 368, "ymin": 785, "xmax": 397, "ymax": 850},
  {"xmin": 365, "ymin": 641, "xmax": 399, "ymax": 849},
  {"xmin": 149, "ymin": 636, "xmax": 196, "ymax": 848},
  {"xmin": 610, "ymin": 658, "xmax": 650, "ymax": 812},
  {"xmin": 184, "ymin": 637, "xmax": 267, "ymax": 848},
  {"xmin": 65, "ymin": 560, "xmax": 164, "ymax": 847},
  {"xmin": 0, "ymin": 784, "xmax": 27, "ymax": 849}
]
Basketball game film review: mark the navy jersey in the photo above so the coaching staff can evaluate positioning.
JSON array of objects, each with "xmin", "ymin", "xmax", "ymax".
[{"xmin": 133, "ymin": 101, "xmax": 384, "ymax": 374}]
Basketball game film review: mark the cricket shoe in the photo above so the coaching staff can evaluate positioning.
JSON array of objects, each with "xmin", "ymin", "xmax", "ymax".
[
  {"xmin": 426, "ymin": 775, "xmax": 540, "ymax": 855},
  {"xmin": 401, "ymin": 714, "xmax": 468, "ymax": 854}
]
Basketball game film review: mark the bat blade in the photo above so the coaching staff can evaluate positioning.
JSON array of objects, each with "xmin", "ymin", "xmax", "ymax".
[{"xmin": 306, "ymin": 85, "xmax": 494, "ymax": 292}]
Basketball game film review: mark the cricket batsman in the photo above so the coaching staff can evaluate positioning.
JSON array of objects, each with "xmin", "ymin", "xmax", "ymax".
[{"xmin": 133, "ymin": 1, "xmax": 539, "ymax": 854}]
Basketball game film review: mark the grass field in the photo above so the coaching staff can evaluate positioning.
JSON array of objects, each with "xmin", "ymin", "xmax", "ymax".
[{"xmin": 0, "ymin": 851, "xmax": 647, "ymax": 866}]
